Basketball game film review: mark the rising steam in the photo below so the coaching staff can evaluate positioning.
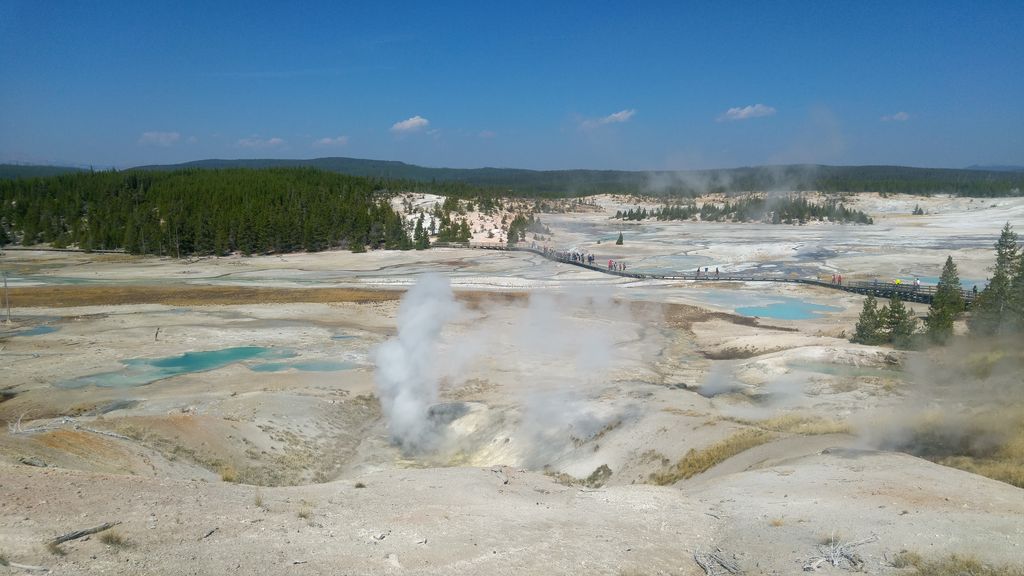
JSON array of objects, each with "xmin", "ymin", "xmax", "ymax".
[{"xmin": 374, "ymin": 274, "xmax": 460, "ymax": 453}]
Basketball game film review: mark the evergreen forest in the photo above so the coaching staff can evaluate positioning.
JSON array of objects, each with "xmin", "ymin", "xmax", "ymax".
[
  {"xmin": 0, "ymin": 168, "xmax": 413, "ymax": 255},
  {"xmin": 614, "ymin": 195, "xmax": 873, "ymax": 224}
]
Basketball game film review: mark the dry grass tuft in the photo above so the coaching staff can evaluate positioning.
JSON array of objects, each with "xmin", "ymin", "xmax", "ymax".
[
  {"xmin": 891, "ymin": 550, "xmax": 922, "ymax": 568},
  {"xmin": 769, "ymin": 517, "xmax": 785, "ymax": 527},
  {"xmin": 45, "ymin": 541, "xmax": 65, "ymax": 556},
  {"xmin": 649, "ymin": 429, "xmax": 775, "ymax": 485},
  {"xmin": 219, "ymin": 465, "xmax": 237, "ymax": 483},
  {"xmin": 100, "ymin": 531, "xmax": 128, "ymax": 548},
  {"xmin": 894, "ymin": 553, "xmax": 1023, "ymax": 576},
  {"xmin": 354, "ymin": 482, "xmax": 366, "ymax": 489},
  {"xmin": 297, "ymin": 501, "xmax": 313, "ymax": 520},
  {"xmin": 753, "ymin": 414, "xmax": 852, "ymax": 436}
]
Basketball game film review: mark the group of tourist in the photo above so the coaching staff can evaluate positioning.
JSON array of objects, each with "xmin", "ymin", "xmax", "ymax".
[{"xmin": 695, "ymin": 266, "xmax": 720, "ymax": 279}]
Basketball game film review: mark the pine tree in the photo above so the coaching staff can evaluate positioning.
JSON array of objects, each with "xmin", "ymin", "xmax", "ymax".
[
  {"xmin": 926, "ymin": 255, "xmax": 965, "ymax": 343},
  {"xmin": 884, "ymin": 295, "xmax": 918, "ymax": 349},
  {"xmin": 852, "ymin": 295, "xmax": 882, "ymax": 344},
  {"xmin": 414, "ymin": 214, "xmax": 429, "ymax": 250},
  {"xmin": 615, "ymin": 232, "xmax": 623, "ymax": 245},
  {"xmin": 1008, "ymin": 250, "xmax": 1024, "ymax": 333},
  {"xmin": 970, "ymin": 223, "xmax": 1020, "ymax": 335}
]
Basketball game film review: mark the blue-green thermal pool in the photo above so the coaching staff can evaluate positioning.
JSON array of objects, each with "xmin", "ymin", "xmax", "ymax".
[
  {"xmin": 736, "ymin": 299, "xmax": 843, "ymax": 320},
  {"xmin": 10, "ymin": 325, "xmax": 59, "ymax": 337},
  {"xmin": 58, "ymin": 346, "xmax": 293, "ymax": 389},
  {"xmin": 249, "ymin": 359, "xmax": 356, "ymax": 373},
  {"xmin": 59, "ymin": 345, "xmax": 358, "ymax": 388}
]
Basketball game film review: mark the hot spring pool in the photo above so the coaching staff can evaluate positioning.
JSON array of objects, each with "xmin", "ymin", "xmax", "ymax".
[
  {"xmin": 735, "ymin": 299, "xmax": 843, "ymax": 320},
  {"xmin": 58, "ymin": 346, "xmax": 293, "ymax": 388}
]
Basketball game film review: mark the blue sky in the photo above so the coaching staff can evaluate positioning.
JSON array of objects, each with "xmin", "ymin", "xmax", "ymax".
[{"xmin": 1, "ymin": 1, "xmax": 1021, "ymax": 170}]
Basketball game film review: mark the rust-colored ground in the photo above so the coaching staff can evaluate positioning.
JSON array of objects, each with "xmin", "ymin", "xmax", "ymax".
[{"xmin": 7, "ymin": 285, "xmax": 405, "ymax": 307}]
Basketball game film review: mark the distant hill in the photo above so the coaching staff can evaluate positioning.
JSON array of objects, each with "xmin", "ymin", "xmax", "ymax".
[
  {"xmin": 133, "ymin": 157, "xmax": 1024, "ymax": 197},
  {"xmin": 966, "ymin": 165, "xmax": 1024, "ymax": 173},
  {"xmin": 0, "ymin": 164, "xmax": 86, "ymax": 179}
]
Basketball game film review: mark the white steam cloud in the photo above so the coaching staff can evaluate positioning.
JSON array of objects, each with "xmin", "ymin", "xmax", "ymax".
[
  {"xmin": 391, "ymin": 115, "xmax": 430, "ymax": 133},
  {"xmin": 374, "ymin": 274, "xmax": 460, "ymax": 453},
  {"xmin": 718, "ymin": 104, "xmax": 776, "ymax": 122}
]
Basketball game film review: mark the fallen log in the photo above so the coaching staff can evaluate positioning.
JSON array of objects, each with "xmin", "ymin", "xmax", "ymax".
[{"xmin": 48, "ymin": 521, "xmax": 122, "ymax": 546}]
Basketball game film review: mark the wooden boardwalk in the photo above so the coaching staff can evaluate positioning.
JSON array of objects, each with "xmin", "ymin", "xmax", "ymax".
[{"xmin": 459, "ymin": 242, "xmax": 977, "ymax": 307}]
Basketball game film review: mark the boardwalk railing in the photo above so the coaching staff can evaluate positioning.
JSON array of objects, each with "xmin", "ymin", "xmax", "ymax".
[{"xmin": 440, "ymin": 241, "xmax": 978, "ymax": 307}]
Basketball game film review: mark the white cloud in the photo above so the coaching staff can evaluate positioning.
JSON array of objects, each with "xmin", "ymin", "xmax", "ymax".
[
  {"xmin": 581, "ymin": 108, "xmax": 636, "ymax": 129},
  {"xmin": 138, "ymin": 131, "xmax": 181, "ymax": 146},
  {"xmin": 717, "ymin": 104, "xmax": 776, "ymax": 122},
  {"xmin": 881, "ymin": 111, "xmax": 910, "ymax": 122},
  {"xmin": 391, "ymin": 115, "xmax": 429, "ymax": 133},
  {"xmin": 312, "ymin": 135, "xmax": 350, "ymax": 147},
  {"xmin": 236, "ymin": 136, "xmax": 285, "ymax": 149}
]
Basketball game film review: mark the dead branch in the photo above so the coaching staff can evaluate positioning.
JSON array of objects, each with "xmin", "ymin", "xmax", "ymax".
[
  {"xmin": 804, "ymin": 534, "xmax": 878, "ymax": 571},
  {"xmin": 7, "ymin": 415, "xmax": 131, "ymax": 440},
  {"xmin": 7, "ymin": 411, "xmax": 56, "ymax": 435},
  {"xmin": 8, "ymin": 562, "xmax": 49, "ymax": 572},
  {"xmin": 694, "ymin": 551, "xmax": 742, "ymax": 575},
  {"xmin": 48, "ymin": 521, "xmax": 122, "ymax": 546}
]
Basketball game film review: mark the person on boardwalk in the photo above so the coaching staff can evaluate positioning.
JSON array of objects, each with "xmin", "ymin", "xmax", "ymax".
[
  {"xmin": 714, "ymin": 267, "xmax": 719, "ymax": 279},
  {"xmin": 695, "ymin": 267, "xmax": 701, "ymax": 279},
  {"xmin": 837, "ymin": 274, "xmax": 842, "ymax": 285},
  {"xmin": 608, "ymin": 259, "xmax": 613, "ymax": 270},
  {"xmin": 913, "ymin": 277, "xmax": 920, "ymax": 291},
  {"xmin": 831, "ymin": 273, "xmax": 836, "ymax": 284}
]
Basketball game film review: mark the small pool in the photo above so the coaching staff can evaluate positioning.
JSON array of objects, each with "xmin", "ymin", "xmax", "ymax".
[
  {"xmin": 59, "ymin": 346, "xmax": 294, "ymax": 389},
  {"xmin": 688, "ymin": 290, "xmax": 841, "ymax": 320},
  {"xmin": 13, "ymin": 325, "xmax": 59, "ymax": 337},
  {"xmin": 736, "ymin": 299, "xmax": 842, "ymax": 320},
  {"xmin": 912, "ymin": 276, "xmax": 987, "ymax": 290}
]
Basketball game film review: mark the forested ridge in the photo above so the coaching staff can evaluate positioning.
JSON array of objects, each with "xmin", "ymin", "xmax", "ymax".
[
  {"xmin": 0, "ymin": 168, "xmax": 412, "ymax": 255},
  {"xmin": 131, "ymin": 158, "xmax": 1024, "ymax": 198}
]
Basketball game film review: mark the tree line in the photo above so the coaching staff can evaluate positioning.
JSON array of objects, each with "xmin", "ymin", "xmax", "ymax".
[
  {"xmin": 614, "ymin": 195, "xmax": 873, "ymax": 224},
  {"xmin": 121, "ymin": 159, "xmax": 1024, "ymax": 198},
  {"xmin": 0, "ymin": 168, "xmax": 413, "ymax": 255},
  {"xmin": 852, "ymin": 222, "xmax": 1024, "ymax": 348}
]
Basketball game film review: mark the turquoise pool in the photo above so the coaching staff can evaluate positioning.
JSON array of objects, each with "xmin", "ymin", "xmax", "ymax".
[
  {"xmin": 736, "ymin": 299, "xmax": 843, "ymax": 320},
  {"xmin": 249, "ymin": 359, "xmax": 357, "ymax": 372},
  {"xmin": 59, "ymin": 346, "xmax": 293, "ymax": 388}
]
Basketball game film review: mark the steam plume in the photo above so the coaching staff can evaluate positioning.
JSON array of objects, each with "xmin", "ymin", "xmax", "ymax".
[{"xmin": 374, "ymin": 274, "xmax": 459, "ymax": 453}]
